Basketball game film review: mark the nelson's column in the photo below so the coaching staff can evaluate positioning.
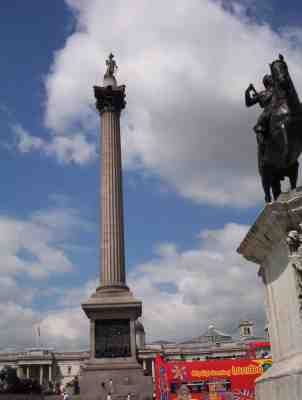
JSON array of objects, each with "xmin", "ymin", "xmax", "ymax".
[{"xmin": 81, "ymin": 54, "xmax": 152, "ymax": 400}]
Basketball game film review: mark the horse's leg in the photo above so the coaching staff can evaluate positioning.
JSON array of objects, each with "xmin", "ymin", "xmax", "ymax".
[
  {"xmin": 279, "ymin": 122, "xmax": 289, "ymax": 164},
  {"xmin": 272, "ymin": 177, "xmax": 281, "ymax": 200},
  {"xmin": 261, "ymin": 172, "xmax": 271, "ymax": 203},
  {"xmin": 289, "ymin": 161, "xmax": 299, "ymax": 189}
]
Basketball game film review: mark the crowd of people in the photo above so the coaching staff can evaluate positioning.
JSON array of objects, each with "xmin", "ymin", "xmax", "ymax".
[{"xmin": 0, "ymin": 365, "xmax": 79, "ymax": 398}]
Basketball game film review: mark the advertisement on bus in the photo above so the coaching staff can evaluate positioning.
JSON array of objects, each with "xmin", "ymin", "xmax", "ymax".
[{"xmin": 154, "ymin": 355, "xmax": 272, "ymax": 400}]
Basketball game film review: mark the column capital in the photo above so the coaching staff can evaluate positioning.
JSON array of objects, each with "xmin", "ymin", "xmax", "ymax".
[{"xmin": 94, "ymin": 85, "xmax": 126, "ymax": 114}]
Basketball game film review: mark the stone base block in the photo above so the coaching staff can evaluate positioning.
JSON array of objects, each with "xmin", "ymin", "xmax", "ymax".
[
  {"xmin": 80, "ymin": 361, "xmax": 153, "ymax": 400},
  {"xmin": 256, "ymin": 352, "xmax": 302, "ymax": 400}
]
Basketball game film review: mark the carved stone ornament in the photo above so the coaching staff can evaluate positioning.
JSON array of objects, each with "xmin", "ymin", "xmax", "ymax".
[
  {"xmin": 95, "ymin": 319, "xmax": 131, "ymax": 358},
  {"xmin": 287, "ymin": 223, "xmax": 302, "ymax": 316},
  {"xmin": 94, "ymin": 85, "xmax": 126, "ymax": 114},
  {"xmin": 287, "ymin": 223, "xmax": 302, "ymax": 256}
]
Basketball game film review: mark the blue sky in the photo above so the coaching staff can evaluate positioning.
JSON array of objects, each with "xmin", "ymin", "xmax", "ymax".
[{"xmin": 0, "ymin": 0, "xmax": 302, "ymax": 350}]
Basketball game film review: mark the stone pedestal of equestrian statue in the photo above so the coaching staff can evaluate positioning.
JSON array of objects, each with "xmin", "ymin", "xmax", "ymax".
[{"xmin": 237, "ymin": 187, "xmax": 302, "ymax": 400}]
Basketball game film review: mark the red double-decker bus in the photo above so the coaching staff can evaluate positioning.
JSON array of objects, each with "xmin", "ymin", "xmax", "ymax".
[{"xmin": 154, "ymin": 354, "xmax": 272, "ymax": 400}]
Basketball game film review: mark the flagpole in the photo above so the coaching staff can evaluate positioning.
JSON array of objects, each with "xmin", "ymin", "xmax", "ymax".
[
  {"xmin": 38, "ymin": 326, "xmax": 41, "ymax": 348},
  {"xmin": 34, "ymin": 324, "xmax": 41, "ymax": 348}
]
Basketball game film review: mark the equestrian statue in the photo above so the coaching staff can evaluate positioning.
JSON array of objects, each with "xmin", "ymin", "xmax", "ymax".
[{"xmin": 245, "ymin": 54, "xmax": 302, "ymax": 202}]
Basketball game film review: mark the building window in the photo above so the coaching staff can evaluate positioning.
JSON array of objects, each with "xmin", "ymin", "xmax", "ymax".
[
  {"xmin": 68, "ymin": 366, "xmax": 72, "ymax": 375},
  {"xmin": 243, "ymin": 327, "xmax": 251, "ymax": 336}
]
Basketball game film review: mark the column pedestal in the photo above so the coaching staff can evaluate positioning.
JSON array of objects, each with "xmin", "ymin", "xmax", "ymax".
[
  {"xmin": 238, "ymin": 188, "xmax": 302, "ymax": 400},
  {"xmin": 81, "ymin": 288, "xmax": 152, "ymax": 400}
]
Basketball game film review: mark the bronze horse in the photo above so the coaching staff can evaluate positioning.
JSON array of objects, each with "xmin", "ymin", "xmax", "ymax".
[{"xmin": 258, "ymin": 55, "xmax": 302, "ymax": 202}]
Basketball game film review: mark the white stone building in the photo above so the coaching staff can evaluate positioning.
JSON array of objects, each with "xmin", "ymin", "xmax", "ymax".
[
  {"xmin": 0, "ymin": 320, "xmax": 268, "ymax": 388},
  {"xmin": 0, "ymin": 348, "xmax": 88, "ymax": 387}
]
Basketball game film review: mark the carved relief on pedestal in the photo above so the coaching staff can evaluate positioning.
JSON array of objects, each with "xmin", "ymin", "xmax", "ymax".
[{"xmin": 287, "ymin": 223, "xmax": 302, "ymax": 316}]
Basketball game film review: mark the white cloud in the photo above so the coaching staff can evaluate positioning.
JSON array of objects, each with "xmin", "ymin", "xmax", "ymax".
[
  {"xmin": 49, "ymin": 135, "xmax": 97, "ymax": 165},
  {"xmin": 58, "ymin": 279, "xmax": 97, "ymax": 307},
  {"xmin": 0, "ymin": 277, "xmax": 34, "ymax": 305},
  {"xmin": 40, "ymin": 308, "xmax": 89, "ymax": 349},
  {"xmin": 31, "ymin": 281, "xmax": 96, "ymax": 350},
  {"xmin": 40, "ymin": 0, "xmax": 302, "ymax": 206},
  {"xmin": 14, "ymin": 124, "xmax": 45, "ymax": 153},
  {"xmin": 0, "ymin": 302, "xmax": 88, "ymax": 351},
  {"xmin": 128, "ymin": 223, "xmax": 265, "ymax": 342},
  {"xmin": 31, "ymin": 206, "xmax": 93, "ymax": 235},
  {"xmin": 0, "ymin": 303, "xmax": 39, "ymax": 350},
  {"xmin": 0, "ymin": 203, "xmax": 90, "ymax": 280},
  {"xmin": 14, "ymin": 124, "xmax": 96, "ymax": 165},
  {"xmin": 0, "ymin": 203, "xmax": 93, "ymax": 350}
]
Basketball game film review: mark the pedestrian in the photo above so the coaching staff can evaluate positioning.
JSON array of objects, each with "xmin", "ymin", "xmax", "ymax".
[
  {"xmin": 109, "ymin": 378, "xmax": 113, "ymax": 394},
  {"xmin": 62, "ymin": 391, "xmax": 71, "ymax": 400}
]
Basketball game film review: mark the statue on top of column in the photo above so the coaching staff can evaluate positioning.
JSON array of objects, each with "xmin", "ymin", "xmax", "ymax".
[
  {"xmin": 103, "ymin": 53, "xmax": 118, "ymax": 88},
  {"xmin": 105, "ymin": 53, "xmax": 117, "ymax": 78},
  {"xmin": 96, "ymin": 53, "xmax": 125, "ymax": 112}
]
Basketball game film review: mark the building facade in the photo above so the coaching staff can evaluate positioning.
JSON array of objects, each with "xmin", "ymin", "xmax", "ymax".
[
  {"xmin": 0, "ymin": 321, "xmax": 268, "ymax": 388},
  {"xmin": 0, "ymin": 348, "xmax": 88, "ymax": 387}
]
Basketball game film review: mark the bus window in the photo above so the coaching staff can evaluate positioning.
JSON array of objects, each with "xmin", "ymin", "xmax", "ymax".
[
  {"xmin": 187, "ymin": 381, "xmax": 206, "ymax": 393},
  {"xmin": 207, "ymin": 379, "xmax": 231, "ymax": 394},
  {"xmin": 170, "ymin": 382, "xmax": 178, "ymax": 393}
]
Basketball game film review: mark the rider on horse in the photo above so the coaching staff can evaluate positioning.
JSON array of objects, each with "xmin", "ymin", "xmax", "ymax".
[
  {"xmin": 245, "ymin": 54, "xmax": 302, "ymax": 202},
  {"xmin": 245, "ymin": 74, "xmax": 274, "ymax": 146}
]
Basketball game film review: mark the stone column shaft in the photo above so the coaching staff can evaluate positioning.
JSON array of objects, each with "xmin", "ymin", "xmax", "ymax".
[
  {"xmin": 100, "ymin": 110, "xmax": 125, "ymax": 287},
  {"xmin": 40, "ymin": 366, "xmax": 43, "ymax": 385},
  {"xmin": 94, "ymin": 83, "xmax": 126, "ymax": 288}
]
